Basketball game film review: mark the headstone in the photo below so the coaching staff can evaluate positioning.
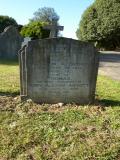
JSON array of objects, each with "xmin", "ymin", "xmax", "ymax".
[
  {"xmin": 19, "ymin": 38, "xmax": 99, "ymax": 104},
  {"xmin": 0, "ymin": 26, "xmax": 23, "ymax": 59},
  {"xmin": 43, "ymin": 24, "xmax": 64, "ymax": 38}
]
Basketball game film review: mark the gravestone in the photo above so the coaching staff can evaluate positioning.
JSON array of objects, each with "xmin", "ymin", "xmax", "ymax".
[
  {"xmin": 0, "ymin": 26, "xmax": 23, "ymax": 59},
  {"xmin": 19, "ymin": 38, "xmax": 99, "ymax": 104},
  {"xmin": 43, "ymin": 23, "xmax": 64, "ymax": 38}
]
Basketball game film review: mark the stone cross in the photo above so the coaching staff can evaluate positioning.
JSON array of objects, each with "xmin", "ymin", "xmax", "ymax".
[{"xmin": 43, "ymin": 24, "xmax": 64, "ymax": 38}]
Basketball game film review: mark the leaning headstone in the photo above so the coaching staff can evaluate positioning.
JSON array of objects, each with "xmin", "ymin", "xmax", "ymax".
[
  {"xmin": 19, "ymin": 38, "xmax": 99, "ymax": 104},
  {"xmin": 0, "ymin": 26, "xmax": 23, "ymax": 59}
]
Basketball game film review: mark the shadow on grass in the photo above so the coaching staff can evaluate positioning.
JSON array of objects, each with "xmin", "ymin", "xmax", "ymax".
[
  {"xmin": 97, "ymin": 99, "xmax": 120, "ymax": 107},
  {"xmin": 0, "ymin": 59, "xmax": 18, "ymax": 65},
  {"xmin": 100, "ymin": 53, "xmax": 120, "ymax": 63},
  {"xmin": 0, "ymin": 88, "xmax": 120, "ymax": 107},
  {"xmin": 0, "ymin": 91, "xmax": 20, "ymax": 97}
]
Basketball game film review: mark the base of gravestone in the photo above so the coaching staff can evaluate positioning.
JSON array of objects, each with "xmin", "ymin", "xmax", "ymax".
[
  {"xmin": 20, "ymin": 95, "xmax": 95, "ymax": 105},
  {"xmin": 20, "ymin": 95, "xmax": 28, "ymax": 101}
]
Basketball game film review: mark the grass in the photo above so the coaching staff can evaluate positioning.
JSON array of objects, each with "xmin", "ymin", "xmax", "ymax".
[
  {"xmin": 0, "ymin": 59, "xmax": 19, "ymax": 94},
  {"xmin": 0, "ymin": 60, "xmax": 120, "ymax": 160},
  {"xmin": 97, "ymin": 76, "xmax": 120, "ymax": 106}
]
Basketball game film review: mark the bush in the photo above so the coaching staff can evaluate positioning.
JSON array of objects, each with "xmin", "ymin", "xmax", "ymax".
[
  {"xmin": 20, "ymin": 21, "xmax": 50, "ymax": 39},
  {"xmin": 76, "ymin": 0, "xmax": 120, "ymax": 50}
]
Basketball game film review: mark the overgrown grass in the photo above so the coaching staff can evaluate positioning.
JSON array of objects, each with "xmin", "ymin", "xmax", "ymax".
[{"xmin": 0, "ymin": 60, "xmax": 120, "ymax": 160}]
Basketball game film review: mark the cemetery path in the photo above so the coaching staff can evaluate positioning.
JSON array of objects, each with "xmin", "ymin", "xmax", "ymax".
[{"xmin": 99, "ymin": 51, "xmax": 120, "ymax": 81}]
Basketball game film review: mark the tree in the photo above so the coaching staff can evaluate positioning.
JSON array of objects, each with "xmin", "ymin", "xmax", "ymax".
[
  {"xmin": 0, "ymin": 15, "xmax": 17, "ymax": 33},
  {"xmin": 17, "ymin": 24, "xmax": 23, "ymax": 32},
  {"xmin": 20, "ymin": 21, "xmax": 50, "ymax": 39},
  {"xmin": 76, "ymin": 0, "xmax": 120, "ymax": 50},
  {"xmin": 30, "ymin": 7, "xmax": 59, "ymax": 24},
  {"xmin": 21, "ymin": 7, "xmax": 60, "ymax": 39}
]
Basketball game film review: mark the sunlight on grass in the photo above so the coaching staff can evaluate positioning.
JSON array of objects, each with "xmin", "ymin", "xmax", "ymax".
[
  {"xmin": 0, "ymin": 60, "xmax": 20, "ymax": 94},
  {"xmin": 96, "ymin": 76, "xmax": 120, "ymax": 106},
  {"xmin": 0, "ymin": 100, "xmax": 120, "ymax": 159},
  {"xmin": 0, "ymin": 60, "xmax": 120, "ymax": 159}
]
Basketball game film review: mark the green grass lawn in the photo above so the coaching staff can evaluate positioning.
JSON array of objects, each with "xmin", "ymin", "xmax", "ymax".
[
  {"xmin": 0, "ymin": 60, "xmax": 19, "ymax": 94},
  {"xmin": 0, "ymin": 60, "xmax": 120, "ymax": 160}
]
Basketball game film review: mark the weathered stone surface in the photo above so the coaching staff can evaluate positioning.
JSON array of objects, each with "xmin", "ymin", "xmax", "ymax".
[
  {"xmin": 22, "ymin": 37, "xmax": 31, "ymax": 47},
  {"xmin": 19, "ymin": 38, "xmax": 99, "ymax": 104},
  {"xmin": 0, "ymin": 26, "xmax": 23, "ymax": 59}
]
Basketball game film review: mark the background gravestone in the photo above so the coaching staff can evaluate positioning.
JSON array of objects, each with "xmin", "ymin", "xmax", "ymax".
[
  {"xmin": 0, "ymin": 26, "xmax": 23, "ymax": 59},
  {"xmin": 43, "ymin": 23, "xmax": 64, "ymax": 38},
  {"xmin": 19, "ymin": 38, "xmax": 99, "ymax": 104}
]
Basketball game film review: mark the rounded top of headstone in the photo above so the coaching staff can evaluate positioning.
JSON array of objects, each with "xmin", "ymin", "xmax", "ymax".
[
  {"xmin": 4, "ymin": 25, "xmax": 18, "ymax": 35},
  {"xmin": 3, "ymin": 25, "xmax": 23, "ymax": 40},
  {"xmin": 4, "ymin": 25, "xmax": 15, "ymax": 31}
]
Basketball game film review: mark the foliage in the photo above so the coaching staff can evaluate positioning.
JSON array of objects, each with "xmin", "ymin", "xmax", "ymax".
[
  {"xmin": 17, "ymin": 24, "xmax": 23, "ymax": 32},
  {"xmin": 30, "ymin": 7, "xmax": 59, "ymax": 24},
  {"xmin": 0, "ymin": 15, "xmax": 17, "ymax": 33},
  {"xmin": 76, "ymin": 0, "xmax": 120, "ymax": 50},
  {"xmin": 24, "ymin": 7, "xmax": 60, "ymax": 39},
  {"xmin": 20, "ymin": 21, "xmax": 50, "ymax": 39}
]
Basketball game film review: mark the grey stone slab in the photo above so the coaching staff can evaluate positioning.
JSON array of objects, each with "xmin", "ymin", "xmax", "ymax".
[
  {"xmin": 22, "ymin": 37, "xmax": 31, "ymax": 47},
  {"xmin": 19, "ymin": 45, "xmax": 27, "ymax": 97},
  {"xmin": 0, "ymin": 26, "xmax": 23, "ymax": 59},
  {"xmin": 19, "ymin": 37, "xmax": 99, "ymax": 104}
]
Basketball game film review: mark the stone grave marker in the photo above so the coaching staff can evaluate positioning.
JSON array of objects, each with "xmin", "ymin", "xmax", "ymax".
[
  {"xmin": 19, "ymin": 37, "xmax": 99, "ymax": 104},
  {"xmin": 0, "ymin": 25, "xmax": 23, "ymax": 59},
  {"xmin": 43, "ymin": 23, "xmax": 64, "ymax": 38}
]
